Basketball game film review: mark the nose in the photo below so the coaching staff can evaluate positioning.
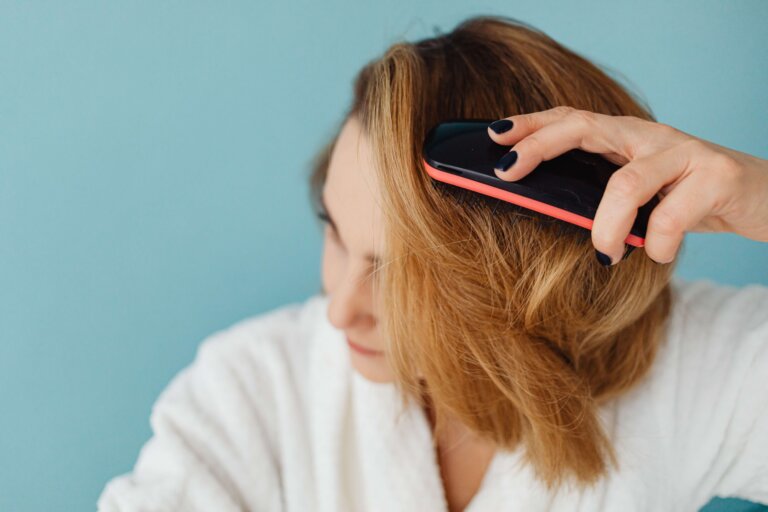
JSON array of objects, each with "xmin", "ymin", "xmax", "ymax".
[{"xmin": 326, "ymin": 263, "xmax": 374, "ymax": 331}]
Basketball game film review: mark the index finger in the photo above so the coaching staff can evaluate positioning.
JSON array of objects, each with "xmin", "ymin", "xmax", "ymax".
[
  {"xmin": 488, "ymin": 106, "xmax": 582, "ymax": 145},
  {"xmin": 490, "ymin": 108, "xmax": 634, "ymax": 182}
]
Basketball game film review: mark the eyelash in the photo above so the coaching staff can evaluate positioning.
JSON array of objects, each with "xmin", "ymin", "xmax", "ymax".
[
  {"xmin": 317, "ymin": 211, "xmax": 341, "ymax": 242},
  {"xmin": 317, "ymin": 211, "xmax": 380, "ymax": 269},
  {"xmin": 316, "ymin": 210, "xmax": 331, "ymax": 224}
]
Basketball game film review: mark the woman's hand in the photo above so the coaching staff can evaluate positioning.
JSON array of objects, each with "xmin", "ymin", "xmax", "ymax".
[{"xmin": 487, "ymin": 106, "xmax": 768, "ymax": 266}]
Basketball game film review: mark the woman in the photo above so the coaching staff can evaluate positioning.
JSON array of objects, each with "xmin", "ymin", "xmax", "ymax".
[{"xmin": 98, "ymin": 15, "xmax": 768, "ymax": 512}]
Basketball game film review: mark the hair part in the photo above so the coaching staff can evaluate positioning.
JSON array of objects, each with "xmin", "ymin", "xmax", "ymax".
[{"xmin": 309, "ymin": 15, "xmax": 677, "ymax": 490}]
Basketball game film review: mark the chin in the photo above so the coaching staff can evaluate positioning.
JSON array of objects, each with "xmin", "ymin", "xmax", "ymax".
[{"xmin": 350, "ymin": 354, "xmax": 395, "ymax": 383}]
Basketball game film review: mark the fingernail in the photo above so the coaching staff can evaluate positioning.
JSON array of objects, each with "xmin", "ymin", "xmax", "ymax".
[
  {"xmin": 489, "ymin": 119, "xmax": 513, "ymax": 134},
  {"xmin": 595, "ymin": 249, "xmax": 613, "ymax": 266},
  {"xmin": 495, "ymin": 150, "xmax": 518, "ymax": 172}
]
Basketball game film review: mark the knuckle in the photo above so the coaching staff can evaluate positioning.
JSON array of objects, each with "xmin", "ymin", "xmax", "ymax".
[
  {"xmin": 563, "ymin": 109, "xmax": 598, "ymax": 146},
  {"xmin": 649, "ymin": 208, "xmax": 682, "ymax": 236},
  {"xmin": 682, "ymin": 137, "xmax": 708, "ymax": 155},
  {"xmin": 650, "ymin": 122, "xmax": 684, "ymax": 149},
  {"xmin": 571, "ymin": 110, "xmax": 596, "ymax": 133},
  {"xmin": 655, "ymin": 121, "xmax": 681, "ymax": 139},
  {"xmin": 683, "ymin": 137, "xmax": 744, "ymax": 185},
  {"xmin": 713, "ymin": 153, "xmax": 742, "ymax": 182},
  {"xmin": 520, "ymin": 111, "xmax": 542, "ymax": 130},
  {"xmin": 573, "ymin": 108, "xmax": 598, "ymax": 124},
  {"xmin": 608, "ymin": 168, "xmax": 644, "ymax": 197},
  {"xmin": 521, "ymin": 134, "xmax": 544, "ymax": 154},
  {"xmin": 552, "ymin": 105, "xmax": 576, "ymax": 117}
]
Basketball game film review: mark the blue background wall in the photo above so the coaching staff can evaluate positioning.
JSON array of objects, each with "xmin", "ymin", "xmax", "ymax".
[{"xmin": 1, "ymin": 1, "xmax": 766, "ymax": 510}]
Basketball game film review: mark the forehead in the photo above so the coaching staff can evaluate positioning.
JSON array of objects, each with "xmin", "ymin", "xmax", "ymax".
[
  {"xmin": 323, "ymin": 116, "xmax": 384, "ymax": 250},
  {"xmin": 323, "ymin": 117, "xmax": 379, "ymax": 213}
]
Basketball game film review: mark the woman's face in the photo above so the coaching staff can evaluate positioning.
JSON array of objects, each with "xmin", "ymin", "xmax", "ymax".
[{"xmin": 320, "ymin": 116, "xmax": 394, "ymax": 383}]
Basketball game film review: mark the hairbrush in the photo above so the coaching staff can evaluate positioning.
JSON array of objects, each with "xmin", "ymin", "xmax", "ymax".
[{"xmin": 422, "ymin": 119, "xmax": 660, "ymax": 259}]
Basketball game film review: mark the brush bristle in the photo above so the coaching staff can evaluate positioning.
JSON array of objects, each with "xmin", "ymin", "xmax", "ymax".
[
  {"xmin": 431, "ymin": 178, "xmax": 530, "ymax": 216},
  {"xmin": 429, "ymin": 178, "xmax": 591, "ymax": 242}
]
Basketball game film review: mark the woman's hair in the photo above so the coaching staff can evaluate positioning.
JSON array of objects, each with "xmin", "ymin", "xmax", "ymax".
[{"xmin": 308, "ymin": 15, "xmax": 678, "ymax": 489}]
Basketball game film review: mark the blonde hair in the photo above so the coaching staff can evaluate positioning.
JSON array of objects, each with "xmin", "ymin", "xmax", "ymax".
[{"xmin": 308, "ymin": 15, "xmax": 678, "ymax": 489}]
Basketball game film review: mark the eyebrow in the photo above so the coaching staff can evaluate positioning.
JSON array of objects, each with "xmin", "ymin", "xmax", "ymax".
[{"xmin": 319, "ymin": 192, "xmax": 382, "ymax": 265}]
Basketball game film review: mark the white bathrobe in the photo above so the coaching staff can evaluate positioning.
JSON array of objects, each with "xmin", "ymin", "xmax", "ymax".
[{"xmin": 97, "ymin": 276, "xmax": 768, "ymax": 511}]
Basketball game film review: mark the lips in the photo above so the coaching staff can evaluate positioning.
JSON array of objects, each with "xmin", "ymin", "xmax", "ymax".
[{"xmin": 346, "ymin": 336, "xmax": 383, "ymax": 356}]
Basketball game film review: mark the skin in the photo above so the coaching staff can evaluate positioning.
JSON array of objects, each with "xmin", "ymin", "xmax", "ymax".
[
  {"xmin": 489, "ymin": 106, "xmax": 768, "ymax": 265},
  {"xmin": 320, "ymin": 116, "xmax": 496, "ymax": 511},
  {"xmin": 320, "ymin": 115, "xmax": 391, "ymax": 383}
]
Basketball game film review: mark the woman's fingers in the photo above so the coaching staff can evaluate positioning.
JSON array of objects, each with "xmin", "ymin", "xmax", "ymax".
[
  {"xmin": 591, "ymin": 146, "xmax": 689, "ymax": 264},
  {"xmin": 488, "ymin": 106, "xmax": 572, "ymax": 142},
  {"xmin": 642, "ymin": 172, "xmax": 721, "ymax": 264},
  {"xmin": 594, "ymin": 140, "xmax": 735, "ymax": 264},
  {"xmin": 489, "ymin": 107, "xmax": 677, "ymax": 181},
  {"xmin": 486, "ymin": 107, "xmax": 768, "ymax": 264},
  {"xmin": 487, "ymin": 106, "xmax": 706, "ymax": 264},
  {"xmin": 492, "ymin": 109, "xmax": 618, "ymax": 181}
]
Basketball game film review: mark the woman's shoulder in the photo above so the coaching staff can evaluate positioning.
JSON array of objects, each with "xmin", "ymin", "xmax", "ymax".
[
  {"xmin": 152, "ymin": 292, "xmax": 341, "ymax": 424},
  {"xmin": 191, "ymin": 292, "xmax": 332, "ymax": 377},
  {"xmin": 97, "ymin": 293, "xmax": 336, "ymax": 512},
  {"xmin": 670, "ymin": 275, "xmax": 768, "ymax": 316},
  {"xmin": 653, "ymin": 275, "xmax": 768, "ymax": 386},
  {"xmin": 667, "ymin": 275, "xmax": 768, "ymax": 351},
  {"xmin": 649, "ymin": 277, "xmax": 768, "ymax": 504},
  {"xmin": 602, "ymin": 277, "xmax": 768, "ymax": 506},
  {"xmin": 214, "ymin": 292, "xmax": 329, "ymax": 344},
  {"xmin": 613, "ymin": 274, "xmax": 768, "ymax": 435}
]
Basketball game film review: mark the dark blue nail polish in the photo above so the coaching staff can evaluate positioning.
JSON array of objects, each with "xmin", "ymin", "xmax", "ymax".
[
  {"xmin": 595, "ymin": 250, "xmax": 613, "ymax": 266},
  {"xmin": 489, "ymin": 119, "xmax": 513, "ymax": 134},
  {"xmin": 495, "ymin": 150, "xmax": 518, "ymax": 172}
]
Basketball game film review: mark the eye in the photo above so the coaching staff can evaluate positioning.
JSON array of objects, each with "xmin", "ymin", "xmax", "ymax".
[
  {"xmin": 316, "ymin": 210, "xmax": 331, "ymax": 224},
  {"xmin": 317, "ymin": 211, "xmax": 342, "ymax": 245}
]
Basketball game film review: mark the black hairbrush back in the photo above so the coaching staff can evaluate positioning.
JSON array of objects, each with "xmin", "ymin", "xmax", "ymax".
[{"xmin": 423, "ymin": 119, "xmax": 661, "ymax": 259}]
